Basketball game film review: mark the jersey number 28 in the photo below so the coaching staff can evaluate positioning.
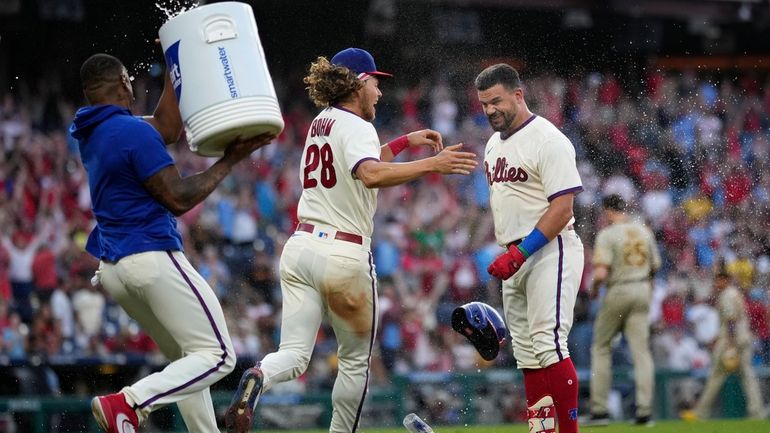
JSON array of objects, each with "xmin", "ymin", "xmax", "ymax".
[{"xmin": 303, "ymin": 143, "xmax": 337, "ymax": 189}]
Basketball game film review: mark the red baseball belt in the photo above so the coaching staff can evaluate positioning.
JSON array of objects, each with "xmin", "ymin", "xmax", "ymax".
[{"xmin": 296, "ymin": 223, "xmax": 363, "ymax": 245}]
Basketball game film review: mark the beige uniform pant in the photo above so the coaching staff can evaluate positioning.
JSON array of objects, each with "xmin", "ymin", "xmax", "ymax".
[
  {"xmin": 589, "ymin": 281, "xmax": 654, "ymax": 418},
  {"xmin": 259, "ymin": 229, "xmax": 376, "ymax": 433},
  {"xmin": 503, "ymin": 230, "xmax": 584, "ymax": 369},
  {"xmin": 98, "ymin": 250, "xmax": 236, "ymax": 433},
  {"xmin": 694, "ymin": 340, "xmax": 764, "ymax": 419}
]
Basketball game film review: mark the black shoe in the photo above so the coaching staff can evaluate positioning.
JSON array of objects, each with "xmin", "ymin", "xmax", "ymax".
[
  {"xmin": 580, "ymin": 413, "xmax": 610, "ymax": 426},
  {"xmin": 633, "ymin": 415, "xmax": 655, "ymax": 427},
  {"xmin": 225, "ymin": 367, "xmax": 264, "ymax": 433}
]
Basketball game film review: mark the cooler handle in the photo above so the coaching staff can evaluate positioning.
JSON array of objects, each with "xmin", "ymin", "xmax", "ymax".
[{"xmin": 204, "ymin": 16, "xmax": 237, "ymax": 43}]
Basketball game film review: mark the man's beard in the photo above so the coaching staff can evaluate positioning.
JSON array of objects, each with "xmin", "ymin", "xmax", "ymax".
[
  {"xmin": 362, "ymin": 103, "xmax": 376, "ymax": 121},
  {"xmin": 488, "ymin": 111, "xmax": 514, "ymax": 132}
]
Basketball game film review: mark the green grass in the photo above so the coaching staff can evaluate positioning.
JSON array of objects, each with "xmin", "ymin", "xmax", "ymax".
[{"xmin": 251, "ymin": 419, "xmax": 770, "ymax": 433}]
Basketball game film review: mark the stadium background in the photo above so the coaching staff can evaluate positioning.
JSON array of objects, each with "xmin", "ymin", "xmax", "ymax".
[{"xmin": 1, "ymin": 0, "xmax": 770, "ymax": 431}]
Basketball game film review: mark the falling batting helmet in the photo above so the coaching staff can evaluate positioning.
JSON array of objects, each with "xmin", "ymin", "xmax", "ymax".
[{"xmin": 451, "ymin": 302, "xmax": 508, "ymax": 361}]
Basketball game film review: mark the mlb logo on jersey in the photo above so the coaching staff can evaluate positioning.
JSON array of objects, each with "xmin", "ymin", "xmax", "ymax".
[{"xmin": 318, "ymin": 231, "xmax": 329, "ymax": 239}]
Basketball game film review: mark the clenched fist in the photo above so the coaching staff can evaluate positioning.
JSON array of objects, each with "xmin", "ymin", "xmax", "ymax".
[{"xmin": 488, "ymin": 245, "xmax": 527, "ymax": 280}]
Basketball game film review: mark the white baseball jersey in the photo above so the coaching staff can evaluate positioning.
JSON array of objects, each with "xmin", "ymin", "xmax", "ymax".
[
  {"xmin": 296, "ymin": 106, "xmax": 380, "ymax": 236},
  {"xmin": 487, "ymin": 114, "xmax": 585, "ymax": 371},
  {"xmin": 483, "ymin": 114, "xmax": 583, "ymax": 245},
  {"xmin": 263, "ymin": 105, "xmax": 381, "ymax": 432}
]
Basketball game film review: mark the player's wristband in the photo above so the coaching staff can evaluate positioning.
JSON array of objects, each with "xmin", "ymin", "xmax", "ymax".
[
  {"xmin": 387, "ymin": 135, "xmax": 409, "ymax": 157},
  {"xmin": 516, "ymin": 228, "xmax": 549, "ymax": 258}
]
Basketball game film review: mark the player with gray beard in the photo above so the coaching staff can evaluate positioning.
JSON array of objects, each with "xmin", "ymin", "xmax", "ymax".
[
  {"xmin": 584, "ymin": 194, "xmax": 661, "ymax": 426},
  {"xmin": 225, "ymin": 47, "xmax": 477, "ymax": 433}
]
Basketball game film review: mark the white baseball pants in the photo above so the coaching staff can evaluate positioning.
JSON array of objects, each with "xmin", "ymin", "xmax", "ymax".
[
  {"xmin": 259, "ymin": 229, "xmax": 377, "ymax": 433},
  {"xmin": 98, "ymin": 250, "xmax": 236, "ymax": 433},
  {"xmin": 503, "ymin": 230, "xmax": 584, "ymax": 369}
]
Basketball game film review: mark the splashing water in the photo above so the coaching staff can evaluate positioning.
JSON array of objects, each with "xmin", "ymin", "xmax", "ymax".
[
  {"xmin": 155, "ymin": 0, "xmax": 199, "ymax": 21},
  {"xmin": 133, "ymin": 61, "xmax": 152, "ymax": 75},
  {"xmin": 125, "ymin": 0, "xmax": 199, "ymax": 78}
]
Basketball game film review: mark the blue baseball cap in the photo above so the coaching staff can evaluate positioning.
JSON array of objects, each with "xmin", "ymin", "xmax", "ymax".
[{"xmin": 331, "ymin": 48, "xmax": 392, "ymax": 80}]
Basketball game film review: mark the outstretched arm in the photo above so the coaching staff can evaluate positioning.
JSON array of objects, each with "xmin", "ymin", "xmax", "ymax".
[
  {"xmin": 357, "ymin": 143, "xmax": 476, "ymax": 188},
  {"xmin": 380, "ymin": 129, "xmax": 443, "ymax": 162},
  {"xmin": 143, "ymin": 133, "xmax": 275, "ymax": 215}
]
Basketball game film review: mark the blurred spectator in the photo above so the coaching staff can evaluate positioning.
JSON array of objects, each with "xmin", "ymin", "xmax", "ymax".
[
  {"xmin": 0, "ymin": 241, "xmax": 10, "ymax": 303},
  {"xmin": 1, "ymin": 310, "xmax": 27, "ymax": 360},
  {"xmin": 245, "ymin": 250, "xmax": 278, "ymax": 305},
  {"xmin": 103, "ymin": 322, "xmax": 157, "ymax": 356},
  {"xmin": 49, "ymin": 281, "xmax": 75, "ymax": 351},
  {"xmin": 197, "ymin": 245, "xmax": 231, "ymax": 299},
  {"xmin": 745, "ymin": 285, "xmax": 770, "ymax": 364},
  {"xmin": 71, "ymin": 279, "xmax": 105, "ymax": 352},
  {"xmin": 1, "ymin": 61, "xmax": 770, "ymax": 422},
  {"xmin": 31, "ymin": 242, "xmax": 58, "ymax": 304},
  {"xmin": 685, "ymin": 291, "xmax": 719, "ymax": 348},
  {"xmin": 2, "ymin": 223, "xmax": 52, "ymax": 323},
  {"xmin": 377, "ymin": 282, "xmax": 403, "ymax": 372},
  {"xmin": 653, "ymin": 325, "xmax": 709, "ymax": 371},
  {"xmin": 27, "ymin": 303, "xmax": 62, "ymax": 358}
]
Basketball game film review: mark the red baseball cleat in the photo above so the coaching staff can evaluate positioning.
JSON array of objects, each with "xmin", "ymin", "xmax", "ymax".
[
  {"xmin": 225, "ymin": 366, "xmax": 265, "ymax": 433},
  {"xmin": 91, "ymin": 392, "xmax": 139, "ymax": 433}
]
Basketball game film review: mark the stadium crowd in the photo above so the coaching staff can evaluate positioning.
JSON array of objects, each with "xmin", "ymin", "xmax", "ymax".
[{"xmin": 1, "ymin": 64, "xmax": 770, "ymax": 410}]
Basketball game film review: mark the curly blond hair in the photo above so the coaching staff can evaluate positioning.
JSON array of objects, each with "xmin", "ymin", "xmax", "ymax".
[{"xmin": 303, "ymin": 56, "xmax": 363, "ymax": 108}]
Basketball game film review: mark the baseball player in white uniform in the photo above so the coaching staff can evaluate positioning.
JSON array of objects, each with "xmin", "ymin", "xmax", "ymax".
[
  {"xmin": 476, "ymin": 64, "xmax": 584, "ymax": 433},
  {"xmin": 225, "ymin": 47, "xmax": 477, "ymax": 433}
]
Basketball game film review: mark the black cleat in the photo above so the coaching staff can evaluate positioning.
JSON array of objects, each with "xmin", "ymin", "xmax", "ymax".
[
  {"xmin": 225, "ymin": 367, "xmax": 264, "ymax": 433},
  {"xmin": 633, "ymin": 415, "xmax": 655, "ymax": 427},
  {"xmin": 580, "ymin": 412, "xmax": 610, "ymax": 426}
]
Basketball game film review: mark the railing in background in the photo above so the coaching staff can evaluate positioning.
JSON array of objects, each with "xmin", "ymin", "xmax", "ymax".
[{"xmin": 0, "ymin": 367, "xmax": 767, "ymax": 433}]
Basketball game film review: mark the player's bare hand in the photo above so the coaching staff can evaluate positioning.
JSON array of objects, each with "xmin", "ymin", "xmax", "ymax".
[
  {"xmin": 223, "ymin": 133, "xmax": 276, "ymax": 164},
  {"xmin": 407, "ymin": 129, "xmax": 443, "ymax": 153},
  {"xmin": 431, "ymin": 143, "xmax": 477, "ymax": 175}
]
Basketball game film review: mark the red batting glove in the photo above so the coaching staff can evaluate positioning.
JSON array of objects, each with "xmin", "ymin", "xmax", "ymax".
[{"xmin": 487, "ymin": 246, "xmax": 527, "ymax": 280}]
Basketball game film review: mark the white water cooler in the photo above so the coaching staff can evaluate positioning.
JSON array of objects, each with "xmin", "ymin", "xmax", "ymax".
[{"xmin": 159, "ymin": 1, "xmax": 284, "ymax": 157}]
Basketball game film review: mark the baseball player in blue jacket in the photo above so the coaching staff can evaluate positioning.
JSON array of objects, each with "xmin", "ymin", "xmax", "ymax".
[{"xmin": 71, "ymin": 53, "xmax": 274, "ymax": 433}]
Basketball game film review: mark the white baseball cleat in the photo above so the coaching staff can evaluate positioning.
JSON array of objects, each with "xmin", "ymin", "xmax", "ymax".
[{"xmin": 527, "ymin": 395, "xmax": 556, "ymax": 433}]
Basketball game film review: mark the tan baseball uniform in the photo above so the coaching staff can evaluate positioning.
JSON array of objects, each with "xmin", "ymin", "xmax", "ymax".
[
  {"xmin": 258, "ymin": 105, "xmax": 378, "ymax": 433},
  {"xmin": 589, "ymin": 219, "xmax": 661, "ymax": 419},
  {"xmin": 484, "ymin": 114, "xmax": 584, "ymax": 369},
  {"xmin": 694, "ymin": 285, "xmax": 764, "ymax": 419}
]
